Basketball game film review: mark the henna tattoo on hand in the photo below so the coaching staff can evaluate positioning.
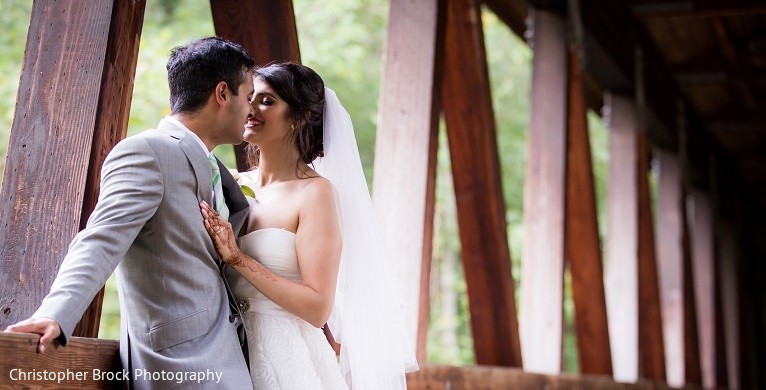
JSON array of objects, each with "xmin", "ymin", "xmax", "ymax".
[
  {"xmin": 228, "ymin": 252, "xmax": 277, "ymax": 283},
  {"xmin": 200, "ymin": 201, "xmax": 277, "ymax": 283}
]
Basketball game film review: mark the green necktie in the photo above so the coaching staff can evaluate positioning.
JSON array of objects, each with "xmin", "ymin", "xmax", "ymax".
[{"xmin": 208, "ymin": 154, "xmax": 230, "ymax": 221}]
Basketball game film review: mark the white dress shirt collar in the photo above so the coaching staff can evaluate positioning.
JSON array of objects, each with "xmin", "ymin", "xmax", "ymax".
[{"xmin": 165, "ymin": 115, "xmax": 210, "ymax": 157}]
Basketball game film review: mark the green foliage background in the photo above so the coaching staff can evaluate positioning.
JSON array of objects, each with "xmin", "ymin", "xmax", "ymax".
[{"xmin": 0, "ymin": 0, "xmax": 609, "ymax": 372}]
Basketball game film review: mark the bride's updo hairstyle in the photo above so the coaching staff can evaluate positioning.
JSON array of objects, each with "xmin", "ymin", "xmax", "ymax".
[{"xmin": 247, "ymin": 62, "xmax": 325, "ymax": 169}]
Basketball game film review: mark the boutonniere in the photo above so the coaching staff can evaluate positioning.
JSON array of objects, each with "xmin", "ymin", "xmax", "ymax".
[
  {"xmin": 229, "ymin": 169, "xmax": 257, "ymax": 199},
  {"xmin": 240, "ymin": 185, "xmax": 255, "ymax": 198}
]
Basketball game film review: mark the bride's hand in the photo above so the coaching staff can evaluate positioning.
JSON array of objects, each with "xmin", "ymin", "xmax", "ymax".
[{"xmin": 200, "ymin": 201, "xmax": 242, "ymax": 266}]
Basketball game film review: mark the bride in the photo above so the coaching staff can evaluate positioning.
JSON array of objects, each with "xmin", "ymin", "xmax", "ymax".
[{"xmin": 200, "ymin": 63, "xmax": 418, "ymax": 389}]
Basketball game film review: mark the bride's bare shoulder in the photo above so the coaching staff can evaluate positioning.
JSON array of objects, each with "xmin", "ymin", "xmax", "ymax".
[{"xmin": 299, "ymin": 176, "xmax": 335, "ymax": 204}]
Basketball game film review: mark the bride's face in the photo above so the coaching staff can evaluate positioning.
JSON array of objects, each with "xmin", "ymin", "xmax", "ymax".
[{"xmin": 244, "ymin": 77, "xmax": 293, "ymax": 146}]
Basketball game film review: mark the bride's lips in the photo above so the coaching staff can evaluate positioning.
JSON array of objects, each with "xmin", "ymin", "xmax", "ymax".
[{"xmin": 245, "ymin": 119, "xmax": 264, "ymax": 128}]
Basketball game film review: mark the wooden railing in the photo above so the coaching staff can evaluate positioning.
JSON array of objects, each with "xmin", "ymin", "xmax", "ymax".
[
  {"xmin": 0, "ymin": 332, "xmax": 696, "ymax": 389},
  {"xmin": 406, "ymin": 365, "xmax": 694, "ymax": 389},
  {"xmin": 0, "ymin": 332, "xmax": 121, "ymax": 389}
]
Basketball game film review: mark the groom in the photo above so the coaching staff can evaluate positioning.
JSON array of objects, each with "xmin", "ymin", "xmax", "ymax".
[{"xmin": 6, "ymin": 37, "xmax": 254, "ymax": 388}]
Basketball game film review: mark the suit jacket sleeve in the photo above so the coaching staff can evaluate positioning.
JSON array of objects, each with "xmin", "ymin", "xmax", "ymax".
[{"xmin": 34, "ymin": 137, "xmax": 164, "ymax": 344}]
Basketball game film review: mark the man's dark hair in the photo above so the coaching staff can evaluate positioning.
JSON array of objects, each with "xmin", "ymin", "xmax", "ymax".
[{"xmin": 167, "ymin": 37, "xmax": 255, "ymax": 114}]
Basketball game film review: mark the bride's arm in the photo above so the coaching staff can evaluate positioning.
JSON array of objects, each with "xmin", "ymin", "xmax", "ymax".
[{"xmin": 200, "ymin": 179, "xmax": 341, "ymax": 328}]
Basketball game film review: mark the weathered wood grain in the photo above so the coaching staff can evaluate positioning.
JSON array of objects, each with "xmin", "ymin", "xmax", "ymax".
[
  {"xmin": 565, "ymin": 49, "xmax": 612, "ymax": 376},
  {"xmin": 210, "ymin": 0, "xmax": 300, "ymax": 172},
  {"xmin": 442, "ymin": 0, "xmax": 520, "ymax": 367},
  {"xmin": 373, "ymin": 0, "xmax": 446, "ymax": 359},
  {"xmin": 604, "ymin": 92, "xmax": 639, "ymax": 382},
  {"xmin": 0, "ymin": 0, "xmax": 144, "ymax": 335},
  {"xmin": 0, "ymin": 332, "xmax": 121, "ymax": 388},
  {"xmin": 637, "ymin": 133, "xmax": 666, "ymax": 381},
  {"xmin": 520, "ymin": 8, "xmax": 568, "ymax": 374}
]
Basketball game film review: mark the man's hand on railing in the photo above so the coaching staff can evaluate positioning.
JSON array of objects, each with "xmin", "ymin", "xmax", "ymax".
[{"xmin": 4, "ymin": 317, "xmax": 62, "ymax": 353}]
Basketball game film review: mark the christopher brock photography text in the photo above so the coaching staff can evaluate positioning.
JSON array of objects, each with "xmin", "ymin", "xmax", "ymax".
[{"xmin": 8, "ymin": 368, "xmax": 224, "ymax": 384}]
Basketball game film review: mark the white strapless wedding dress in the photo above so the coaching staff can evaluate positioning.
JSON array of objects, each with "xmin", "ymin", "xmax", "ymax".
[{"xmin": 229, "ymin": 228, "xmax": 348, "ymax": 389}]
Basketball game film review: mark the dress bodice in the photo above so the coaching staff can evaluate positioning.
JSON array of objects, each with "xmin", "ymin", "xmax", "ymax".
[
  {"xmin": 230, "ymin": 228, "xmax": 349, "ymax": 389},
  {"xmin": 229, "ymin": 228, "xmax": 301, "ymax": 316}
]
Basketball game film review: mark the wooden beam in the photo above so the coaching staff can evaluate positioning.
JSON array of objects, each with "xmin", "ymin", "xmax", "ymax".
[
  {"xmin": 636, "ymin": 44, "xmax": 677, "ymax": 150},
  {"xmin": 74, "ymin": 0, "xmax": 146, "ymax": 339},
  {"xmin": 712, "ymin": 158, "xmax": 739, "ymax": 389},
  {"xmin": 373, "ymin": 0, "xmax": 445, "ymax": 360},
  {"xmin": 442, "ymin": 0, "xmax": 521, "ymax": 367},
  {"xmin": 565, "ymin": 49, "xmax": 612, "ymax": 376},
  {"xmin": 0, "ymin": 333, "xmax": 121, "ymax": 388},
  {"xmin": 719, "ymin": 224, "xmax": 740, "ymax": 390},
  {"xmin": 482, "ymin": 0, "xmax": 528, "ymax": 38},
  {"xmin": 210, "ymin": 0, "xmax": 300, "ymax": 64},
  {"xmin": 406, "ymin": 364, "xmax": 676, "ymax": 389},
  {"xmin": 604, "ymin": 92, "xmax": 639, "ymax": 382},
  {"xmin": 574, "ymin": 0, "xmax": 683, "ymax": 148},
  {"xmin": 636, "ymin": 133, "xmax": 666, "ymax": 382},
  {"xmin": 747, "ymin": 237, "xmax": 766, "ymax": 389},
  {"xmin": 655, "ymin": 148, "xmax": 686, "ymax": 386},
  {"xmin": 713, "ymin": 251, "xmax": 730, "ymax": 388},
  {"xmin": 681, "ymin": 188, "xmax": 703, "ymax": 385},
  {"xmin": 689, "ymin": 189, "xmax": 717, "ymax": 388},
  {"xmin": 521, "ymin": 8, "xmax": 568, "ymax": 374},
  {"xmin": 0, "ymin": 0, "xmax": 144, "ymax": 334},
  {"xmin": 632, "ymin": 1, "xmax": 766, "ymax": 19},
  {"xmin": 680, "ymin": 109, "xmax": 710, "ymax": 191},
  {"xmin": 738, "ymin": 227, "xmax": 762, "ymax": 389},
  {"xmin": 210, "ymin": 0, "xmax": 301, "ymax": 172},
  {"xmin": 572, "ymin": 0, "xmax": 636, "ymax": 92}
]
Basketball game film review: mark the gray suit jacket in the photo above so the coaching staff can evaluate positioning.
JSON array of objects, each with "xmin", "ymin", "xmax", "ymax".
[{"xmin": 34, "ymin": 119, "xmax": 252, "ymax": 389}]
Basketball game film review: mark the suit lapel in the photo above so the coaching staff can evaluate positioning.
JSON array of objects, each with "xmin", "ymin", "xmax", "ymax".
[{"xmin": 218, "ymin": 158, "xmax": 249, "ymax": 234}]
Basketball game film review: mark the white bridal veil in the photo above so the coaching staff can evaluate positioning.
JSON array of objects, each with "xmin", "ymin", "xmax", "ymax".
[{"xmin": 313, "ymin": 88, "xmax": 419, "ymax": 389}]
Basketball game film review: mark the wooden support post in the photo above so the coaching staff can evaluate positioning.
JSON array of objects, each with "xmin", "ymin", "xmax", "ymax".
[
  {"xmin": 655, "ymin": 148, "xmax": 685, "ymax": 386},
  {"xmin": 565, "ymin": 50, "xmax": 612, "ymax": 376},
  {"xmin": 442, "ymin": 0, "xmax": 521, "ymax": 367},
  {"xmin": 682, "ymin": 190, "xmax": 702, "ymax": 385},
  {"xmin": 719, "ymin": 224, "xmax": 740, "ymax": 389},
  {"xmin": 75, "ymin": 0, "xmax": 146, "ymax": 338},
  {"xmin": 210, "ymin": 0, "xmax": 301, "ymax": 172},
  {"xmin": 678, "ymin": 100, "xmax": 702, "ymax": 385},
  {"xmin": 713, "ymin": 162, "xmax": 740, "ymax": 388},
  {"xmin": 738, "ymin": 226, "xmax": 760, "ymax": 389},
  {"xmin": 689, "ymin": 189, "xmax": 717, "ymax": 388},
  {"xmin": 0, "ymin": 0, "xmax": 145, "ymax": 336},
  {"xmin": 521, "ymin": 8, "xmax": 568, "ymax": 374},
  {"xmin": 636, "ymin": 133, "xmax": 666, "ymax": 382},
  {"xmin": 604, "ymin": 92, "xmax": 639, "ymax": 382},
  {"xmin": 714, "ymin": 252, "xmax": 729, "ymax": 389},
  {"xmin": 373, "ymin": 0, "xmax": 445, "ymax": 359},
  {"xmin": 748, "ymin": 239, "xmax": 766, "ymax": 389},
  {"xmin": 634, "ymin": 46, "xmax": 665, "ymax": 381}
]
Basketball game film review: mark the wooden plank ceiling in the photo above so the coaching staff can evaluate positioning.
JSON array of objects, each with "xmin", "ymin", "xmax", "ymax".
[
  {"xmin": 484, "ymin": 0, "xmax": 766, "ymax": 214},
  {"xmin": 631, "ymin": 0, "xmax": 766, "ymax": 209}
]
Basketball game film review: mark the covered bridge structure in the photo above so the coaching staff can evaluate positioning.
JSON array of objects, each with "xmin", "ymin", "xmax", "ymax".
[{"xmin": 1, "ymin": 0, "xmax": 764, "ymax": 388}]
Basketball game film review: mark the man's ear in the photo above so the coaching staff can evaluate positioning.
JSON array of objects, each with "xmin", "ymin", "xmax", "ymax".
[{"xmin": 214, "ymin": 81, "xmax": 229, "ymax": 105}]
